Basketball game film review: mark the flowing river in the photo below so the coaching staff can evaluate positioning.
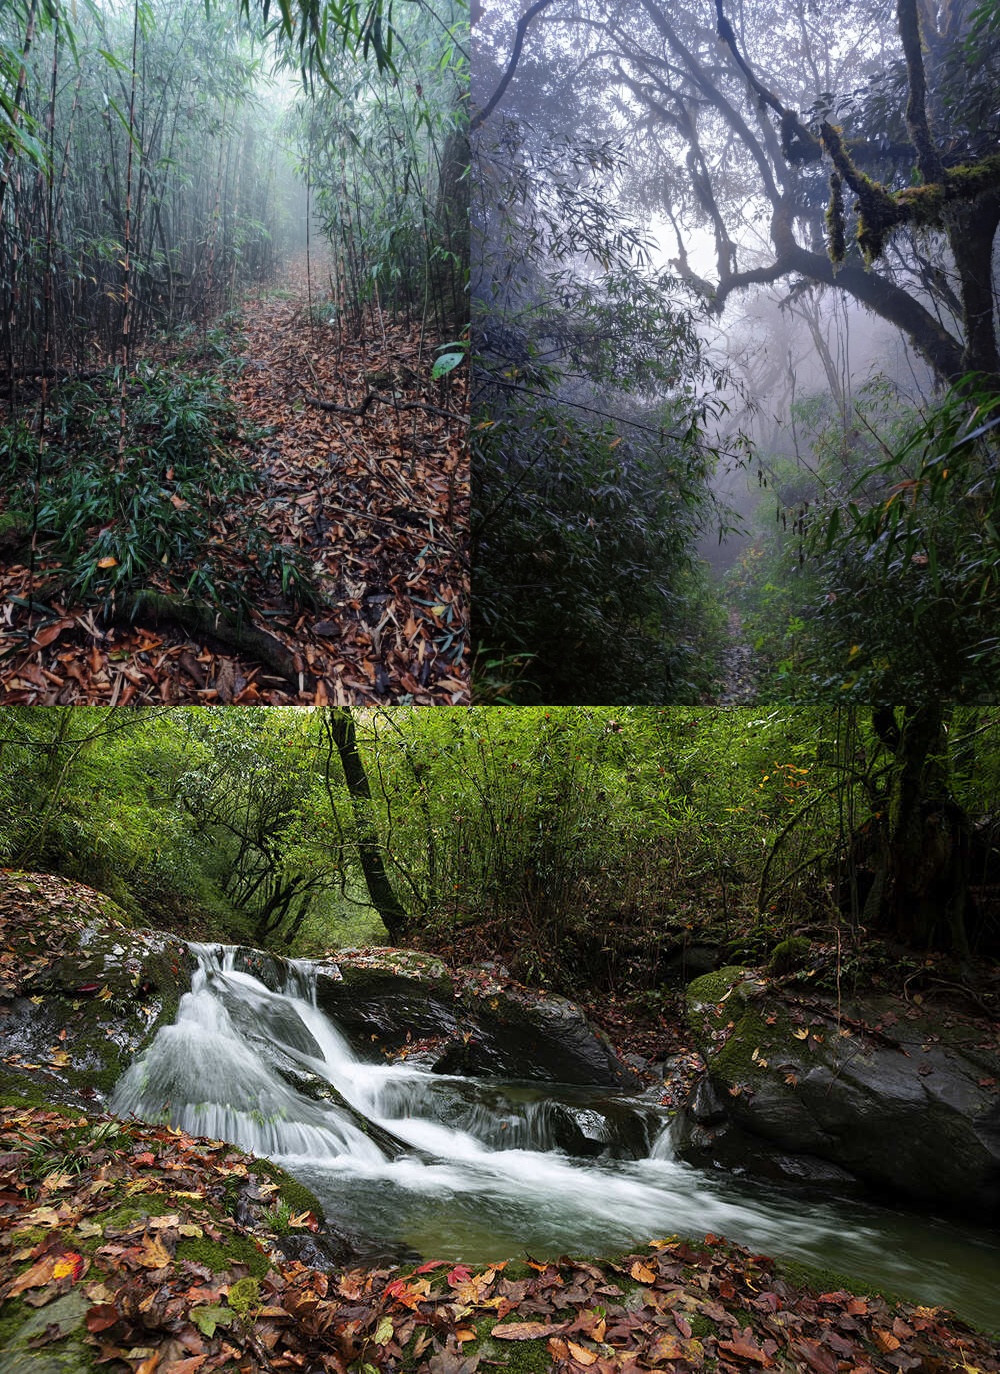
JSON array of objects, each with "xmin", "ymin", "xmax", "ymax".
[{"xmin": 112, "ymin": 946, "xmax": 1000, "ymax": 1330}]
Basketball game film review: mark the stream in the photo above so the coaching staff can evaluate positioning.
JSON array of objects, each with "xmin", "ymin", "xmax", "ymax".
[{"xmin": 112, "ymin": 946, "xmax": 1000, "ymax": 1330}]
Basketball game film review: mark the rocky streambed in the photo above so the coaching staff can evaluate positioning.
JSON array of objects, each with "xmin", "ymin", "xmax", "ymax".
[{"xmin": 1, "ymin": 871, "xmax": 1000, "ymax": 1338}]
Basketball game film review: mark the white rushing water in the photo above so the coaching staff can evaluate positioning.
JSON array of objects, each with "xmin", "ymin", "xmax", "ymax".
[{"xmin": 112, "ymin": 945, "xmax": 1000, "ymax": 1328}]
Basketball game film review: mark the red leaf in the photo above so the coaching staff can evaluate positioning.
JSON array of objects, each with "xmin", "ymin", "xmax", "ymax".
[
  {"xmin": 86, "ymin": 1304, "xmax": 120, "ymax": 1334},
  {"xmin": 719, "ymin": 1336, "xmax": 772, "ymax": 1366}
]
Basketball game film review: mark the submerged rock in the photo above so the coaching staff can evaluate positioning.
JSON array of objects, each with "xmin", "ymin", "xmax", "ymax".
[{"xmin": 679, "ymin": 965, "xmax": 1000, "ymax": 1220}]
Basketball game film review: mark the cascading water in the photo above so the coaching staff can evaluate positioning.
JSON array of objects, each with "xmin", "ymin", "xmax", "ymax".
[{"xmin": 112, "ymin": 946, "xmax": 1000, "ymax": 1329}]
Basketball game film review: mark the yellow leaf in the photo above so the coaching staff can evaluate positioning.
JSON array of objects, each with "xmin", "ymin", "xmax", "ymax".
[
  {"xmin": 138, "ymin": 1234, "xmax": 172, "ymax": 1269},
  {"xmin": 567, "ymin": 1340, "xmax": 598, "ymax": 1365},
  {"xmin": 792, "ymin": 1027, "xmax": 809, "ymax": 1039},
  {"xmin": 607, "ymin": 437, "xmax": 622, "ymax": 449},
  {"xmin": 96, "ymin": 557, "xmax": 118, "ymax": 569},
  {"xmin": 177, "ymin": 1223, "xmax": 203, "ymax": 1238},
  {"xmin": 629, "ymin": 1260, "xmax": 656, "ymax": 1284},
  {"xmin": 455, "ymin": 1328, "xmax": 477, "ymax": 1343}
]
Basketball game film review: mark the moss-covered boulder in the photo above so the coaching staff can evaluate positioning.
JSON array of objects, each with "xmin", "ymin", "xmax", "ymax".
[
  {"xmin": 0, "ymin": 870, "xmax": 195, "ymax": 1111},
  {"xmin": 680, "ymin": 965, "xmax": 1000, "ymax": 1219},
  {"xmin": 314, "ymin": 948, "xmax": 641, "ymax": 1088}
]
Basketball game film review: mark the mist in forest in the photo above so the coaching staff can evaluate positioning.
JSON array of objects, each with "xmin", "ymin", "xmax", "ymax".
[
  {"xmin": 471, "ymin": 0, "xmax": 1000, "ymax": 707},
  {"xmin": 0, "ymin": 0, "xmax": 470, "ymax": 706}
]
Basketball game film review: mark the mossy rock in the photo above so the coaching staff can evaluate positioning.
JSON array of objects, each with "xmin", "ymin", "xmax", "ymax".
[
  {"xmin": 768, "ymin": 936, "xmax": 812, "ymax": 975},
  {"xmin": 0, "ymin": 871, "xmax": 195, "ymax": 1112},
  {"xmin": 248, "ymin": 1158, "xmax": 325, "ymax": 1223},
  {"xmin": 0, "ymin": 1292, "xmax": 93, "ymax": 1374},
  {"xmin": 682, "ymin": 966, "xmax": 1000, "ymax": 1221}
]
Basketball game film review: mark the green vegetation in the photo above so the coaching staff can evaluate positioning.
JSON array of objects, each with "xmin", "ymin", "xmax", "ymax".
[
  {"xmin": 0, "ymin": 0, "xmax": 468, "ymax": 645},
  {"xmin": 2, "ymin": 703, "xmax": 998, "ymax": 990}
]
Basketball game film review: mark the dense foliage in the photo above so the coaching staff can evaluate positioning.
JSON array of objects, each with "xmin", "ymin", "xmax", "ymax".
[
  {"xmin": 2, "ymin": 705, "xmax": 997, "ymax": 997},
  {"xmin": 291, "ymin": 0, "xmax": 468, "ymax": 337},
  {"xmin": 472, "ymin": 119, "xmax": 733, "ymax": 701}
]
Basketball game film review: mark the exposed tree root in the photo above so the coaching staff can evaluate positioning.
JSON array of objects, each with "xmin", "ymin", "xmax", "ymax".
[{"xmin": 121, "ymin": 590, "xmax": 302, "ymax": 686}]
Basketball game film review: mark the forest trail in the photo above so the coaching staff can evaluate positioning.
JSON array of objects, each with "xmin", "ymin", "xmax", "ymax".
[
  {"xmin": 714, "ymin": 608, "xmax": 758, "ymax": 704},
  {"xmin": 224, "ymin": 256, "xmax": 469, "ymax": 703},
  {"xmin": 0, "ymin": 257, "xmax": 469, "ymax": 707}
]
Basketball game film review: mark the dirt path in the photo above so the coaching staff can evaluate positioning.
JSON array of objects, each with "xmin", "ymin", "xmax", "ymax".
[
  {"xmin": 0, "ymin": 258, "xmax": 469, "ymax": 705},
  {"xmin": 714, "ymin": 608, "xmax": 758, "ymax": 704}
]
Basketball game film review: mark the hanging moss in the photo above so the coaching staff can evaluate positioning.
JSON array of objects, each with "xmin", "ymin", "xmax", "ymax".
[{"xmin": 825, "ymin": 172, "xmax": 846, "ymax": 265}]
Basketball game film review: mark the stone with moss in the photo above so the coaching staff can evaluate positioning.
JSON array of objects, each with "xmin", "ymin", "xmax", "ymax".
[
  {"xmin": 0, "ymin": 871, "xmax": 195, "ymax": 1113},
  {"xmin": 680, "ymin": 965, "xmax": 1000, "ymax": 1221},
  {"xmin": 768, "ymin": 936, "xmax": 812, "ymax": 975}
]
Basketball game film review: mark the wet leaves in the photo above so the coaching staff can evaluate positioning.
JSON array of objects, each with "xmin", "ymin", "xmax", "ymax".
[{"xmin": 0, "ymin": 258, "xmax": 469, "ymax": 705}]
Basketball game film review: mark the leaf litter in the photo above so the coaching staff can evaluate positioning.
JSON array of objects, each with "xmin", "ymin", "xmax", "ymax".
[
  {"xmin": 0, "ymin": 255, "xmax": 468, "ymax": 705},
  {"xmin": 1, "ymin": 1104, "xmax": 998, "ymax": 1373}
]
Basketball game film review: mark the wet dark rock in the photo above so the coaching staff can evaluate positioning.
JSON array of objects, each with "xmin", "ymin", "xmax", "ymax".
[
  {"xmin": 275, "ymin": 1228, "xmax": 418, "ymax": 1271},
  {"xmin": 679, "ymin": 965, "xmax": 1000, "ymax": 1220},
  {"xmin": 0, "ymin": 874, "xmax": 195, "ymax": 1109},
  {"xmin": 315, "ymin": 950, "xmax": 641, "ymax": 1089},
  {"xmin": 657, "ymin": 941, "xmax": 720, "ymax": 983}
]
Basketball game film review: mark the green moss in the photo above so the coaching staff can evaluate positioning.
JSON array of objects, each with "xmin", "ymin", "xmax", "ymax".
[
  {"xmin": 102, "ymin": 1201, "xmax": 175, "ymax": 1231},
  {"xmin": 687, "ymin": 1313, "xmax": 716, "ymax": 1339},
  {"xmin": 686, "ymin": 966, "xmax": 748, "ymax": 1007},
  {"xmin": 473, "ymin": 1311, "xmax": 555, "ymax": 1374},
  {"xmin": 8, "ymin": 1227, "xmax": 48, "ymax": 1248},
  {"xmin": 227, "ymin": 1276, "xmax": 261, "ymax": 1316},
  {"xmin": 0, "ymin": 1299, "xmax": 26, "ymax": 1352},
  {"xmin": 248, "ymin": 1159, "xmax": 324, "ymax": 1224},
  {"xmin": 0, "ymin": 1078, "xmax": 87, "ymax": 1114},
  {"xmin": 769, "ymin": 937, "xmax": 811, "ymax": 975},
  {"xmin": 175, "ymin": 1232, "xmax": 270, "ymax": 1278}
]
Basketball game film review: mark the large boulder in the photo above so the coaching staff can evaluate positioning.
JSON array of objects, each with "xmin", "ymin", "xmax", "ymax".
[
  {"xmin": 313, "ymin": 949, "xmax": 642, "ymax": 1089},
  {"xmin": 0, "ymin": 870, "xmax": 195, "ymax": 1110},
  {"xmin": 679, "ymin": 965, "xmax": 1000, "ymax": 1219}
]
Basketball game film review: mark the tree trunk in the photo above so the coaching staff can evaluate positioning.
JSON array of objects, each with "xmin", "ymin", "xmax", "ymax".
[
  {"xmin": 865, "ymin": 705, "xmax": 972, "ymax": 957},
  {"xmin": 323, "ymin": 707, "xmax": 407, "ymax": 943}
]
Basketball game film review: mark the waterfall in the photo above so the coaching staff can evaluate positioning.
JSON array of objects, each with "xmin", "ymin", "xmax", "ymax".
[{"xmin": 110, "ymin": 945, "xmax": 1000, "ymax": 1327}]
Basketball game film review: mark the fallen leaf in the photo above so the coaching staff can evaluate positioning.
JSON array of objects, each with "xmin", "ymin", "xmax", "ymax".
[
  {"xmin": 566, "ymin": 1340, "xmax": 597, "ymax": 1365},
  {"xmin": 491, "ymin": 1322, "xmax": 568, "ymax": 1341},
  {"xmin": 137, "ymin": 1234, "xmax": 173, "ymax": 1269}
]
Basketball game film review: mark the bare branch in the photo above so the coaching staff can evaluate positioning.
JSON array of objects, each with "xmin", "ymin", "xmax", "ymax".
[{"xmin": 470, "ymin": 0, "xmax": 558, "ymax": 134}]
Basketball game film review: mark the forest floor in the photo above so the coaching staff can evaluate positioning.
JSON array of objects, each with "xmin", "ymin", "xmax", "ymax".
[{"xmin": 0, "ymin": 256, "xmax": 468, "ymax": 705}]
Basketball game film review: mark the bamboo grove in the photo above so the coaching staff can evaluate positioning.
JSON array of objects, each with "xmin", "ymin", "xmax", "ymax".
[
  {"xmin": 1, "ymin": 0, "xmax": 469, "ymax": 412},
  {"xmin": 1, "ymin": 0, "xmax": 287, "ymax": 388},
  {"xmin": 291, "ymin": 0, "xmax": 469, "ymax": 343}
]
